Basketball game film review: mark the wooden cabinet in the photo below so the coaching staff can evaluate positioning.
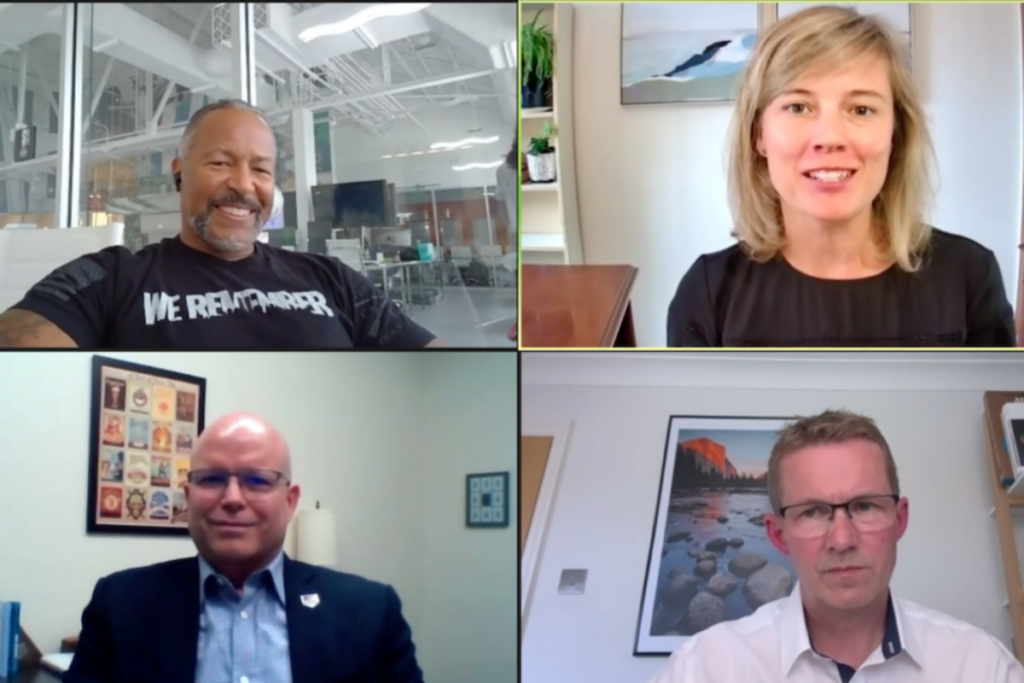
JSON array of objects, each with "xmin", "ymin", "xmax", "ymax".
[{"xmin": 520, "ymin": 264, "xmax": 638, "ymax": 347}]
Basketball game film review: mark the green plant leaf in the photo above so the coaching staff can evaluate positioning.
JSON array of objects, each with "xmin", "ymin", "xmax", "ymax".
[{"xmin": 520, "ymin": 10, "xmax": 554, "ymax": 84}]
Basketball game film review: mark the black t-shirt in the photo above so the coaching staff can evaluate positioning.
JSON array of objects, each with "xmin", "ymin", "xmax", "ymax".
[
  {"xmin": 667, "ymin": 228, "xmax": 1016, "ymax": 347},
  {"xmin": 11, "ymin": 237, "xmax": 436, "ymax": 348}
]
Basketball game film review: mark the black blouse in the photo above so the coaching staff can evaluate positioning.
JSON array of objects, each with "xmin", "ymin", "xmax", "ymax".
[{"xmin": 667, "ymin": 228, "xmax": 1016, "ymax": 347}]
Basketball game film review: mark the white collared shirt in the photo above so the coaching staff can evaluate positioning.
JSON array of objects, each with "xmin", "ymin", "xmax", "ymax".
[{"xmin": 645, "ymin": 584, "xmax": 1024, "ymax": 683}]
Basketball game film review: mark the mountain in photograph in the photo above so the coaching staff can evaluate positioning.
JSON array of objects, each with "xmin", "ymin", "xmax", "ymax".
[
  {"xmin": 673, "ymin": 437, "xmax": 766, "ymax": 490},
  {"xmin": 681, "ymin": 437, "xmax": 739, "ymax": 478}
]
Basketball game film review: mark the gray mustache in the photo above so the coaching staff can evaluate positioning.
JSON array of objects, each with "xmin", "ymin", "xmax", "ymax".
[{"xmin": 209, "ymin": 192, "xmax": 261, "ymax": 214}]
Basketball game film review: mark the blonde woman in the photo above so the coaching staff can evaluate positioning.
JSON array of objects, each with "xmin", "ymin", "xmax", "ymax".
[{"xmin": 667, "ymin": 6, "xmax": 1015, "ymax": 347}]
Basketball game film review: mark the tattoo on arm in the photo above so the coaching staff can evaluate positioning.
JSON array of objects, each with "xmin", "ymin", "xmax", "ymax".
[{"xmin": 0, "ymin": 309, "xmax": 77, "ymax": 348}]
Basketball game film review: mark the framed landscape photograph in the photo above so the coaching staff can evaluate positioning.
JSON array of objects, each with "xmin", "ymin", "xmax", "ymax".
[
  {"xmin": 88, "ymin": 356, "xmax": 206, "ymax": 535},
  {"xmin": 621, "ymin": 3, "xmax": 759, "ymax": 105},
  {"xmin": 634, "ymin": 415, "xmax": 797, "ymax": 655}
]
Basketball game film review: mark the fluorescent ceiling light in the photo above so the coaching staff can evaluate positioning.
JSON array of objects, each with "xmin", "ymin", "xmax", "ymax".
[
  {"xmin": 453, "ymin": 160, "xmax": 503, "ymax": 171},
  {"xmin": 431, "ymin": 136, "xmax": 499, "ymax": 150},
  {"xmin": 299, "ymin": 3, "xmax": 431, "ymax": 43},
  {"xmin": 382, "ymin": 147, "xmax": 472, "ymax": 159}
]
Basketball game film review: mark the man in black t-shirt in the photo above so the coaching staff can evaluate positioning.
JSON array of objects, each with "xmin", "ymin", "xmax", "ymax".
[{"xmin": 0, "ymin": 99, "xmax": 438, "ymax": 348}]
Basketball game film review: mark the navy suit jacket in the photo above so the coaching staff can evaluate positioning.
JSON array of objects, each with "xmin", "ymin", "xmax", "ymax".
[{"xmin": 63, "ymin": 555, "xmax": 425, "ymax": 683}]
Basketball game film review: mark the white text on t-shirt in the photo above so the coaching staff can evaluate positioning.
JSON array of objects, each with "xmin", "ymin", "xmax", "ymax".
[{"xmin": 143, "ymin": 289, "xmax": 335, "ymax": 325}]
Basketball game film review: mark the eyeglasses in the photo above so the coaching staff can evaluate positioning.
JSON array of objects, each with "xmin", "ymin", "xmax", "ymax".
[
  {"xmin": 187, "ymin": 468, "xmax": 290, "ymax": 494},
  {"xmin": 778, "ymin": 495, "xmax": 899, "ymax": 539}
]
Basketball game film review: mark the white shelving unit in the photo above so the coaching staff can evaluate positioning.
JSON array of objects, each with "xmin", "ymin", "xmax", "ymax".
[
  {"xmin": 520, "ymin": 2, "xmax": 584, "ymax": 265},
  {"xmin": 522, "ymin": 108, "xmax": 554, "ymax": 120},
  {"xmin": 522, "ymin": 182, "xmax": 559, "ymax": 193},
  {"xmin": 521, "ymin": 233, "xmax": 565, "ymax": 252}
]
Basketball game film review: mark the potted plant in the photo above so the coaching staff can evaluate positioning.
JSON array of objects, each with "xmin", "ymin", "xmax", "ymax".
[
  {"xmin": 521, "ymin": 10, "xmax": 553, "ymax": 109},
  {"xmin": 526, "ymin": 122, "xmax": 556, "ymax": 183}
]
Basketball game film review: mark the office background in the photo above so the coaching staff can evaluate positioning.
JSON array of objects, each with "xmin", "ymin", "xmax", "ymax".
[
  {"xmin": 0, "ymin": 3, "xmax": 517, "ymax": 346},
  {"xmin": 556, "ymin": 3, "xmax": 1022, "ymax": 346},
  {"xmin": 0, "ymin": 351, "xmax": 517, "ymax": 683},
  {"xmin": 522, "ymin": 352, "xmax": 1024, "ymax": 683}
]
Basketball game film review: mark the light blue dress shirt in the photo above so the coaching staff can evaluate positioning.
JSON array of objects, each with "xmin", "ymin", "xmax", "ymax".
[{"xmin": 196, "ymin": 551, "xmax": 292, "ymax": 683}]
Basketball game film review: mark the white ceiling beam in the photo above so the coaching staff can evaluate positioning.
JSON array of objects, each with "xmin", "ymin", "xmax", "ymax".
[
  {"xmin": 29, "ymin": 59, "xmax": 60, "ymax": 124},
  {"xmin": 15, "ymin": 43, "xmax": 27, "ymax": 124},
  {"xmin": 88, "ymin": 55, "xmax": 115, "ymax": 122},
  {"xmin": 149, "ymin": 4, "xmax": 211, "ymax": 134},
  {"xmin": 306, "ymin": 67, "xmax": 503, "ymax": 112}
]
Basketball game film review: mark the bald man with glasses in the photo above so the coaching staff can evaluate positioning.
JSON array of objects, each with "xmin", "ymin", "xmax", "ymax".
[
  {"xmin": 65, "ymin": 412, "xmax": 424, "ymax": 683},
  {"xmin": 646, "ymin": 409, "xmax": 1024, "ymax": 683}
]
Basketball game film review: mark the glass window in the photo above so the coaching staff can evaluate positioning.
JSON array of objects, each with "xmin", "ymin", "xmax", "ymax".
[
  {"xmin": 78, "ymin": 2, "xmax": 224, "ymax": 250},
  {"xmin": 68, "ymin": 2, "xmax": 515, "ymax": 347},
  {"xmin": 0, "ymin": 8, "xmax": 67, "ymax": 229},
  {"xmin": 254, "ymin": 2, "xmax": 518, "ymax": 346}
]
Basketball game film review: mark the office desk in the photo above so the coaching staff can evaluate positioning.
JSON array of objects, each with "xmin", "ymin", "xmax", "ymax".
[
  {"xmin": 520, "ymin": 265, "xmax": 639, "ymax": 347},
  {"xmin": 364, "ymin": 260, "xmax": 443, "ymax": 310}
]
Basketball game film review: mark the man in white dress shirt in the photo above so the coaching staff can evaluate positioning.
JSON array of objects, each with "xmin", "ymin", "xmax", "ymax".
[{"xmin": 646, "ymin": 409, "xmax": 1024, "ymax": 683}]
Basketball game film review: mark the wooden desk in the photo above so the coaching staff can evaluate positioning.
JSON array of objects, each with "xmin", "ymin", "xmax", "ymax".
[{"xmin": 521, "ymin": 265, "xmax": 639, "ymax": 347}]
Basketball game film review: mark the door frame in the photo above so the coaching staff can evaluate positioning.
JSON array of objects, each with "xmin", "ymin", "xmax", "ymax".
[{"xmin": 520, "ymin": 420, "xmax": 574, "ymax": 629}]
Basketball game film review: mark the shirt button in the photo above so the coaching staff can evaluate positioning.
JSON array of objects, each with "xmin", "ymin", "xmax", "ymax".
[
  {"xmin": 240, "ymin": 610, "xmax": 249, "ymax": 620},
  {"xmin": 240, "ymin": 677, "xmax": 249, "ymax": 683}
]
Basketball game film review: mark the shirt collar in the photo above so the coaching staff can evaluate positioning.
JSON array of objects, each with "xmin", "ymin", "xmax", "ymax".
[
  {"xmin": 780, "ymin": 582, "xmax": 921, "ymax": 676},
  {"xmin": 198, "ymin": 550, "xmax": 286, "ymax": 606}
]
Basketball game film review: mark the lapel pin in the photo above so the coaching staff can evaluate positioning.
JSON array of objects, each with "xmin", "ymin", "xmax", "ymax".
[{"xmin": 300, "ymin": 593, "xmax": 320, "ymax": 608}]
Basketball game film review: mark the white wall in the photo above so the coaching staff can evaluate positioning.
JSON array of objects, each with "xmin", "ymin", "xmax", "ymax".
[
  {"xmin": 0, "ymin": 351, "xmax": 516, "ymax": 683},
  {"xmin": 419, "ymin": 353, "xmax": 518, "ymax": 683},
  {"xmin": 570, "ymin": 4, "xmax": 1024, "ymax": 347},
  {"xmin": 521, "ymin": 352, "xmax": 1024, "ymax": 683}
]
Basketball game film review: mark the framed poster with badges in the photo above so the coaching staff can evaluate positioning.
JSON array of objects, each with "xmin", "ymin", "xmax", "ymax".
[{"xmin": 88, "ymin": 355, "xmax": 206, "ymax": 535}]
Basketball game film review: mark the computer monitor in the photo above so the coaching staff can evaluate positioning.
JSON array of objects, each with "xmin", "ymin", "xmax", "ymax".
[
  {"xmin": 307, "ymin": 220, "xmax": 333, "ymax": 255},
  {"xmin": 334, "ymin": 180, "xmax": 393, "ymax": 227},
  {"xmin": 283, "ymin": 190, "xmax": 297, "ymax": 229}
]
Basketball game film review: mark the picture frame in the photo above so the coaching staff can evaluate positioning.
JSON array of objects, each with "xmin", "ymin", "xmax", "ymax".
[
  {"xmin": 621, "ymin": 3, "xmax": 760, "ymax": 105},
  {"xmin": 634, "ymin": 415, "xmax": 797, "ymax": 655},
  {"xmin": 466, "ymin": 471, "xmax": 509, "ymax": 528},
  {"xmin": 620, "ymin": 2, "xmax": 915, "ymax": 107},
  {"xmin": 87, "ymin": 355, "xmax": 206, "ymax": 536}
]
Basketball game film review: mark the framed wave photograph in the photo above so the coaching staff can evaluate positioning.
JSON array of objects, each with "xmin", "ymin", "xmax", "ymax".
[
  {"xmin": 621, "ymin": 3, "xmax": 760, "ymax": 105},
  {"xmin": 88, "ymin": 355, "xmax": 206, "ymax": 536},
  {"xmin": 634, "ymin": 415, "xmax": 797, "ymax": 655}
]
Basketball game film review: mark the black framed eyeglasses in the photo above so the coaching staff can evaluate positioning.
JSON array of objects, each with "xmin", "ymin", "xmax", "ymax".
[
  {"xmin": 187, "ymin": 468, "xmax": 290, "ymax": 493},
  {"xmin": 778, "ymin": 494, "xmax": 899, "ymax": 538}
]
